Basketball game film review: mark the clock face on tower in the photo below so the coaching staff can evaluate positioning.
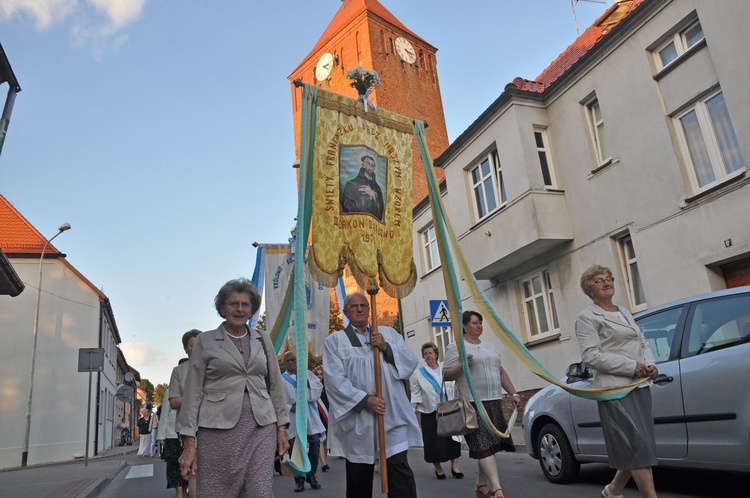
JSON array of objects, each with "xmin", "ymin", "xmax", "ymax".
[
  {"xmin": 315, "ymin": 52, "xmax": 334, "ymax": 81},
  {"xmin": 394, "ymin": 36, "xmax": 416, "ymax": 64}
]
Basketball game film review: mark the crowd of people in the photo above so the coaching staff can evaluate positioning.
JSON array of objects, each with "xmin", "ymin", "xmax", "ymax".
[{"xmin": 132, "ymin": 266, "xmax": 659, "ymax": 498}]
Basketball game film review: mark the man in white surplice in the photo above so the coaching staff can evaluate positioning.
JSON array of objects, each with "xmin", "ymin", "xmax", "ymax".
[{"xmin": 323, "ymin": 292, "xmax": 421, "ymax": 498}]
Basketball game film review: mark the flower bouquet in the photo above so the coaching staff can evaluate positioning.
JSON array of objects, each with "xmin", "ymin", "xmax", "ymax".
[
  {"xmin": 346, "ymin": 66, "xmax": 381, "ymax": 95},
  {"xmin": 346, "ymin": 66, "xmax": 380, "ymax": 112}
]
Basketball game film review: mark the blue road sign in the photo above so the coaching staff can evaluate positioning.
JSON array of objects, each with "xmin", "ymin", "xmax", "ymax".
[{"xmin": 429, "ymin": 299, "xmax": 452, "ymax": 326}]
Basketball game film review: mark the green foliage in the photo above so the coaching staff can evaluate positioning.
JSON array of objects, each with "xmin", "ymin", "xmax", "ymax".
[
  {"xmin": 329, "ymin": 299, "xmax": 344, "ymax": 334},
  {"xmin": 139, "ymin": 378, "xmax": 154, "ymax": 400},
  {"xmin": 256, "ymin": 311, "xmax": 267, "ymax": 331},
  {"xmin": 392, "ymin": 312, "xmax": 402, "ymax": 333},
  {"xmin": 153, "ymin": 383, "xmax": 168, "ymax": 406}
]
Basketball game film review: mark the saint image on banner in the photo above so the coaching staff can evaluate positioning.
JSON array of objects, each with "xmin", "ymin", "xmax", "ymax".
[
  {"xmin": 301, "ymin": 85, "xmax": 417, "ymax": 298},
  {"xmin": 340, "ymin": 147, "xmax": 386, "ymax": 222}
]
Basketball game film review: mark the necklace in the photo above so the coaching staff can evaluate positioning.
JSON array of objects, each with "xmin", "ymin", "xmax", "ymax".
[
  {"xmin": 226, "ymin": 329, "xmax": 248, "ymax": 339},
  {"xmin": 226, "ymin": 328, "xmax": 248, "ymax": 354}
]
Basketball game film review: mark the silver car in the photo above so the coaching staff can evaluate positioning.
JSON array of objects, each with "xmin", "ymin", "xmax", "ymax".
[{"xmin": 522, "ymin": 286, "xmax": 750, "ymax": 483}]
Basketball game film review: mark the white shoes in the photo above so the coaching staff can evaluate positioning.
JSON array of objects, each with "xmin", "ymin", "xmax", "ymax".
[{"xmin": 602, "ymin": 484, "xmax": 624, "ymax": 498}]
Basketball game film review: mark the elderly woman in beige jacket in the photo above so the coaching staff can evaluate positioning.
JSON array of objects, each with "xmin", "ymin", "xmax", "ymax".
[
  {"xmin": 178, "ymin": 278, "xmax": 289, "ymax": 498},
  {"xmin": 575, "ymin": 265, "xmax": 659, "ymax": 498}
]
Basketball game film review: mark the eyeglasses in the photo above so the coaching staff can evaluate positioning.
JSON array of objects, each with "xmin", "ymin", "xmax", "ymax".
[
  {"xmin": 346, "ymin": 303, "xmax": 370, "ymax": 310},
  {"xmin": 593, "ymin": 277, "xmax": 615, "ymax": 286},
  {"xmin": 226, "ymin": 301, "xmax": 253, "ymax": 310}
]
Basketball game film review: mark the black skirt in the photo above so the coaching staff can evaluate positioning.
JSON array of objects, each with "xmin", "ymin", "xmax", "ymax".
[
  {"xmin": 465, "ymin": 399, "xmax": 515, "ymax": 459},
  {"xmin": 421, "ymin": 410, "xmax": 461, "ymax": 463},
  {"xmin": 164, "ymin": 438, "xmax": 188, "ymax": 489}
]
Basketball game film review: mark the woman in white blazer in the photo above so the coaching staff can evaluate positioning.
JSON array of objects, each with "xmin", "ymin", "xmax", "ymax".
[
  {"xmin": 411, "ymin": 342, "xmax": 463, "ymax": 480},
  {"xmin": 178, "ymin": 278, "xmax": 290, "ymax": 498},
  {"xmin": 574, "ymin": 265, "xmax": 660, "ymax": 498}
]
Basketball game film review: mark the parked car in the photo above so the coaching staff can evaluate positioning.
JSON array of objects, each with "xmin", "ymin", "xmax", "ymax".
[{"xmin": 522, "ymin": 286, "xmax": 750, "ymax": 483}]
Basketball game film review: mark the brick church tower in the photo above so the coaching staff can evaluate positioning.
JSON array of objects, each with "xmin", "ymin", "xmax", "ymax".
[
  {"xmin": 288, "ymin": 0, "xmax": 449, "ymax": 207},
  {"xmin": 288, "ymin": 0, "xmax": 450, "ymax": 328}
]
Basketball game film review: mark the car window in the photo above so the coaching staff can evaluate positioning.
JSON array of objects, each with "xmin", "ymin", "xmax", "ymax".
[
  {"xmin": 684, "ymin": 293, "xmax": 750, "ymax": 356},
  {"xmin": 636, "ymin": 306, "xmax": 683, "ymax": 363}
]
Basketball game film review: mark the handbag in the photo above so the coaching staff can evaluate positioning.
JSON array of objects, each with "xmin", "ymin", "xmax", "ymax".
[{"xmin": 436, "ymin": 382, "xmax": 478, "ymax": 437}]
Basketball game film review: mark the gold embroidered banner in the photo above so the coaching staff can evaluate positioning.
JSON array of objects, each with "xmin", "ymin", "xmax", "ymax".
[{"xmin": 306, "ymin": 88, "xmax": 416, "ymax": 298}]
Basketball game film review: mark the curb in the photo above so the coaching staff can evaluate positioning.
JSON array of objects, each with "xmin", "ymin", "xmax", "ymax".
[{"xmin": 75, "ymin": 460, "xmax": 126, "ymax": 498}]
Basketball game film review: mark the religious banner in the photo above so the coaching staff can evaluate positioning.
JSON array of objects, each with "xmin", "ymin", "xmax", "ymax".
[
  {"xmin": 304, "ymin": 85, "xmax": 417, "ymax": 297},
  {"xmin": 253, "ymin": 243, "xmax": 330, "ymax": 359}
]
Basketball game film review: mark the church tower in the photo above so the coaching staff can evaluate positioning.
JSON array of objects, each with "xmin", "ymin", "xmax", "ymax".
[{"xmin": 288, "ymin": 0, "xmax": 449, "ymax": 207}]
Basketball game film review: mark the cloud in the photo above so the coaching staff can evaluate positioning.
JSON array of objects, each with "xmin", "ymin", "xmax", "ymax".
[
  {"xmin": 88, "ymin": 0, "xmax": 144, "ymax": 28},
  {"xmin": 120, "ymin": 342, "xmax": 168, "ymax": 373},
  {"xmin": 0, "ymin": 0, "xmax": 146, "ymax": 54},
  {"xmin": 0, "ymin": 0, "xmax": 77, "ymax": 30}
]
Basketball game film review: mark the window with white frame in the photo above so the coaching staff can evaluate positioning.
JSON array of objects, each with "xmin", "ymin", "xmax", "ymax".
[
  {"xmin": 587, "ymin": 98, "xmax": 609, "ymax": 165},
  {"xmin": 617, "ymin": 234, "xmax": 647, "ymax": 308},
  {"xmin": 420, "ymin": 224, "xmax": 440, "ymax": 272},
  {"xmin": 434, "ymin": 326, "xmax": 453, "ymax": 357},
  {"xmin": 520, "ymin": 269, "xmax": 560, "ymax": 340},
  {"xmin": 469, "ymin": 149, "xmax": 506, "ymax": 220},
  {"xmin": 676, "ymin": 90, "xmax": 744, "ymax": 191},
  {"xmin": 655, "ymin": 20, "xmax": 704, "ymax": 70},
  {"xmin": 534, "ymin": 128, "xmax": 556, "ymax": 187}
]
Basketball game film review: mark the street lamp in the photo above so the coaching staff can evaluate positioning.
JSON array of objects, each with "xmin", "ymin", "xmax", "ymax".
[{"xmin": 21, "ymin": 222, "xmax": 71, "ymax": 467}]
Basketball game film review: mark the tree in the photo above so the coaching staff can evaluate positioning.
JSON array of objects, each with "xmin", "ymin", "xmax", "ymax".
[
  {"xmin": 392, "ymin": 311, "xmax": 402, "ymax": 334},
  {"xmin": 329, "ymin": 299, "xmax": 344, "ymax": 334},
  {"xmin": 153, "ymin": 383, "xmax": 168, "ymax": 406},
  {"xmin": 256, "ymin": 311, "xmax": 267, "ymax": 331},
  {"xmin": 139, "ymin": 378, "xmax": 154, "ymax": 401}
]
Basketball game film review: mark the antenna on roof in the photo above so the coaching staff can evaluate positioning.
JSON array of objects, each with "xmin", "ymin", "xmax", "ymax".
[{"xmin": 570, "ymin": 0, "xmax": 608, "ymax": 36}]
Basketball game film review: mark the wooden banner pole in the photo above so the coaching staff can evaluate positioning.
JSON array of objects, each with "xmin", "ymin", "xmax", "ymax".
[{"xmin": 368, "ymin": 288, "xmax": 388, "ymax": 493}]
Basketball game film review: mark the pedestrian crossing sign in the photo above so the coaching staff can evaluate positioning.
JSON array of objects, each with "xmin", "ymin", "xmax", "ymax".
[{"xmin": 429, "ymin": 300, "xmax": 452, "ymax": 326}]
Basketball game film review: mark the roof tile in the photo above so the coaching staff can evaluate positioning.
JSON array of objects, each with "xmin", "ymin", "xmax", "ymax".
[
  {"xmin": 0, "ymin": 193, "xmax": 107, "ymax": 301},
  {"xmin": 0, "ymin": 194, "xmax": 61, "ymax": 255},
  {"xmin": 294, "ymin": 0, "xmax": 431, "ymax": 73},
  {"xmin": 509, "ymin": 0, "xmax": 646, "ymax": 93}
]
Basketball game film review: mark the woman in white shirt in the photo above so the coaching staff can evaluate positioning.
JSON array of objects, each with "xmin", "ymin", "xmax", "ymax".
[{"xmin": 444, "ymin": 311, "xmax": 521, "ymax": 498}]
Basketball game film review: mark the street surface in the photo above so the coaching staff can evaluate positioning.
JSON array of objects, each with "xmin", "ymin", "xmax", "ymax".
[{"xmin": 91, "ymin": 448, "xmax": 749, "ymax": 498}]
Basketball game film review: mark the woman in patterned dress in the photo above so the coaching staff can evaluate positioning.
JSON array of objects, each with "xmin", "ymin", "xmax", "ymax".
[
  {"xmin": 178, "ymin": 278, "xmax": 290, "ymax": 498},
  {"xmin": 443, "ymin": 311, "xmax": 522, "ymax": 498}
]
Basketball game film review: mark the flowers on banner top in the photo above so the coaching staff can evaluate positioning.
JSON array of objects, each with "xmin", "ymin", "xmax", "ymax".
[
  {"xmin": 346, "ymin": 66, "xmax": 381, "ymax": 95},
  {"xmin": 346, "ymin": 66, "xmax": 380, "ymax": 112}
]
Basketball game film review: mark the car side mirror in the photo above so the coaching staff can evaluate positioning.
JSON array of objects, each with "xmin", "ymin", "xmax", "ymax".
[
  {"xmin": 566, "ymin": 362, "xmax": 592, "ymax": 382},
  {"xmin": 566, "ymin": 362, "xmax": 583, "ymax": 378}
]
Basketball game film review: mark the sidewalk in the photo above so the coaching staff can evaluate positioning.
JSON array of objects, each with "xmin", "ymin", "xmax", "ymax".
[{"xmin": 0, "ymin": 444, "xmax": 138, "ymax": 498}]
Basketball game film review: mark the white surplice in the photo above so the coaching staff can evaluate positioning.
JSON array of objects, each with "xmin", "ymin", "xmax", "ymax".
[{"xmin": 323, "ymin": 325, "xmax": 422, "ymax": 464}]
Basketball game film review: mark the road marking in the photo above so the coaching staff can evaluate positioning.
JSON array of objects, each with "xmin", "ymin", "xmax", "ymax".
[{"xmin": 126, "ymin": 464, "xmax": 154, "ymax": 479}]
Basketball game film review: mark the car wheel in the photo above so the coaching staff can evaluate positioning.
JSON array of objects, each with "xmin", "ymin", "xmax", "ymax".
[{"xmin": 536, "ymin": 422, "xmax": 580, "ymax": 484}]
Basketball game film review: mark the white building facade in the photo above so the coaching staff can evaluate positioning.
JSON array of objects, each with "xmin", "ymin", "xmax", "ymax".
[
  {"xmin": 401, "ymin": 0, "xmax": 750, "ymax": 396},
  {"xmin": 0, "ymin": 196, "xmax": 126, "ymax": 469}
]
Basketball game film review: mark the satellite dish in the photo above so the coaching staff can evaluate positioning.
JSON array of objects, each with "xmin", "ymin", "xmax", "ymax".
[{"xmin": 124, "ymin": 372, "xmax": 135, "ymax": 383}]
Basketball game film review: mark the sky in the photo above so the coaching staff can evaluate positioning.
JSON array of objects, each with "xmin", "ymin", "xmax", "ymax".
[{"xmin": 1, "ymin": 0, "xmax": 610, "ymax": 387}]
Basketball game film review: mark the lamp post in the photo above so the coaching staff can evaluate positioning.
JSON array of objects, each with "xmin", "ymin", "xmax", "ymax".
[{"xmin": 21, "ymin": 222, "xmax": 71, "ymax": 467}]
